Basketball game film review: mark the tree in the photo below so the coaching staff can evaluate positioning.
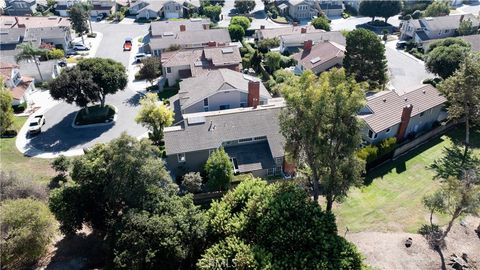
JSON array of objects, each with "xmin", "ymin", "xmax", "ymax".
[
  {"xmin": 135, "ymin": 93, "xmax": 174, "ymax": 147},
  {"xmin": 359, "ymin": 0, "xmax": 380, "ymax": 22},
  {"xmin": 205, "ymin": 148, "xmax": 233, "ymax": 191},
  {"xmin": 0, "ymin": 82, "xmax": 15, "ymax": 135},
  {"xmin": 424, "ymin": 1, "xmax": 450, "ymax": 17},
  {"xmin": 182, "ymin": 172, "xmax": 203, "ymax": 193},
  {"xmin": 343, "ymin": 28, "xmax": 387, "ymax": 90},
  {"xmin": 264, "ymin": 51, "xmax": 281, "ymax": 73},
  {"xmin": 138, "ymin": 57, "xmax": 162, "ymax": 86},
  {"xmin": 230, "ymin": 16, "xmax": 251, "ymax": 31},
  {"xmin": 457, "ymin": 19, "xmax": 477, "ymax": 36},
  {"xmin": 427, "ymin": 37, "xmax": 471, "ymax": 52},
  {"xmin": 76, "ymin": 58, "xmax": 127, "ymax": 107},
  {"xmin": 280, "ymin": 69, "xmax": 365, "ymax": 211},
  {"xmin": 423, "ymin": 191, "xmax": 445, "ymax": 226},
  {"xmin": 201, "ymin": 177, "xmax": 365, "ymax": 269},
  {"xmin": 15, "ymin": 42, "xmax": 47, "ymax": 81},
  {"xmin": 234, "ymin": 0, "xmax": 255, "ymax": 14},
  {"xmin": 0, "ymin": 199, "xmax": 57, "ymax": 269},
  {"xmin": 47, "ymin": 48, "xmax": 65, "ymax": 59},
  {"xmin": 430, "ymin": 145, "xmax": 479, "ymax": 180},
  {"xmin": 311, "ymin": 16, "xmax": 331, "ymax": 31},
  {"xmin": 49, "ymin": 66, "xmax": 100, "ymax": 113},
  {"xmin": 202, "ymin": 4, "xmax": 222, "ymax": 22},
  {"xmin": 425, "ymin": 42, "xmax": 471, "ymax": 79},
  {"xmin": 228, "ymin": 24, "xmax": 245, "ymax": 42},
  {"xmin": 257, "ymin": 37, "xmax": 280, "ymax": 53},
  {"xmin": 359, "ymin": 0, "xmax": 401, "ymax": 23},
  {"xmin": 69, "ymin": 3, "xmax": 90, "ymax": 43},
  {"xmin": 439, "ymin": 52, "xmax": 480, "ymax": 159}
]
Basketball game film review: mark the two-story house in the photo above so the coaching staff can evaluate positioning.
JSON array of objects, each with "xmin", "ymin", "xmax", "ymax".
[
  {"xmin": 291, "ymin": 40, "xmax": 345, "ymax": 75},
  {"xmin": 164, "ymin": 98, "xmax": 286, "ymax": 178},
  {"xmin": 129, "ymin": 0, "xmax": 199, "ymax": 19},
  {"xmin": 55, "ymin": 0, "xmax": 82, "ymax": 16},
  {"xmin": 287, "ymin": 0, "xmax": 318, "ymax": 20},
  {"xmin": 358, "ymin": 84, "xmax": 447, "ymax": 145},
  {"xmin": 0, "ymin": 62, "xmax": 36, "ymax": 105},
  {"xmin": 400, "ymin": 14, "xmax": 480, "ymax": 48},
  {"xmin": 5, "ymin": 0, "xmax": 37, "ymax": 16},
  {"xmin": 161, "ymin": 45, "xmax": 242, "ymax": 86}
]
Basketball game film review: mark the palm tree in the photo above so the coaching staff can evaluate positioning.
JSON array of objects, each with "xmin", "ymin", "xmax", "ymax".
[{"xmin": 15, "ymin": 42, "xmax": 47, "ymax": 81}]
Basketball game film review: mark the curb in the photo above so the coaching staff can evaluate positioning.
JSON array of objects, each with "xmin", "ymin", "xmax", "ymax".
[{"xmin": 71, "ymin": 105, "xmax": 118, "ymax": 129}]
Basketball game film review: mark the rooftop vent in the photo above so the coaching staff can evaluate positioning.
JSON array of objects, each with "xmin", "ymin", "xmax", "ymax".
[
  {"xmin": 194, "ymin": 61, "xmax": 203, "ymax": 67},
  {"xmin": 404, "ymin": 97, "xmax": 408, "ymax": 101},
  {"xmin": 310, "ymin": 57, "xmax": 321, "ymax": 64},
  {"xmin": 221, "ymin": 47, "xmax": 234, "ymax": 54},
  {"xmin": 423, "ymin": 89, "xmax": 426, "ymax": 94},
  {"xmin": 383, "ymin": 98, "xmax": 387, "ymax": 102}
]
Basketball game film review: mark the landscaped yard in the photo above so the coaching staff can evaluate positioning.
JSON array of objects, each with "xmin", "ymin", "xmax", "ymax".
[
  {"xmin": 74, "ymin": 105, "xmax": 116, "ymax": 126},
  {"xmin": 0, "ymin": 116, "xmax": 55, "ymax": 182},
  {"xmin": 334, "ymin": 126, "xmax": 480, "ymax": 234}
]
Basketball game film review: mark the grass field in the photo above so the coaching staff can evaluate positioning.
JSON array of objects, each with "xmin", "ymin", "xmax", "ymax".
[
  {"xmin": 0, "ymin": 116, "xmax": 55, "ymax": 182},
  {"xmin": 334, "ymin": 126, "xmax": 480, "ymax": 234}
]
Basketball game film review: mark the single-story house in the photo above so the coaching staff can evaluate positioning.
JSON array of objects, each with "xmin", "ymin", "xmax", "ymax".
[
  {"xmin": 254, "ymin": 25, "xmax": 323, "ymax": 41},
  {"xmin": 423, "ymin": 34, "xmax": 480, "ymax": 52},
  {"xmin": 279, "ymin": 30, "xmax": 345, "ymax": 52},
  {"xmin": 291, "ymin": 40, "xmax": 345, "ymax": 75},
  {"xmin": 164, "ymin": 98, "xmax": 286, "ymax": 178},
  {"xmin": 358, "ymin": 84, "xmax": 447, "ymax": 145},
  {"xmin": 0, "ymin": 62, "xmax": 36, "ymax": 105}
]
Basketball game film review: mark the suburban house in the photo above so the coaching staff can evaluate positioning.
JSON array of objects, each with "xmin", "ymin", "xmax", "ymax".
[
  {"xmin": 56, "ymin": 0, "xmax": 115, "ymax": 16},
  {"xmin": 54, "ymin": 0, "xmax": 82, "ymax": 16},
  {"xmin": 129, "ymin": 0, "xmax": 200, "ymax": 19},
  {"xmin": 291, "ymin": 40, "xmax": 345, "ymax": 75},
  {"xmin": 399, "ymin": 14, "xmax": 480, "ymax": 48},
  {"xmin": 318, "ymin": 0, "xmax": 343, "ymax": 17},
  {"xmin": 23, "ymin": 26, "xmax": 72, "ymax": 49},
  {"xmin": 358, "ymin": 84, "xmax": 447, "ymax": 145},
  {"xmin": 161, "ymin": 45, "xmax": 242, "ymax": 86},
  {"xmin": 164, "ymin": 98, "xmax": 286, "ymax": 178},
  {"xmin": 279, "ymin": 30, "xmax": 345, "ymax": 52},
  {"xmin": 254, "ymin": 25, "xmax": 323, "ymax": 41},
  {"xmin": 147, "ymin": 19, "xmax": 231, "ymax": 56},
  {"xmin": 423, "ymin": 33, "xmax": 480, "ymax": 51},
  {"xmin": 176, "ymin": 69, "xmax": 271, "ymax": 115},
  {"xmin": 280, "ymin": 0, "xmax": 342, "ymax": 21},
  {"xmin": 0, "ymin": 62, "xmax": 36, "ymax": 105},
  {"xmin": 5, "ymin": 0, "xmax": 38, "ymax": 16}
]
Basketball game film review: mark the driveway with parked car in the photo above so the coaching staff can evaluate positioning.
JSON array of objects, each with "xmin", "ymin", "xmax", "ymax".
[{"xmin": 20, "ymin": 22, "xmax": 151, "ymax": 157}]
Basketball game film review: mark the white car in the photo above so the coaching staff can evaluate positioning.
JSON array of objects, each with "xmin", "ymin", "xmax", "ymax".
[
  {"xmin": 73, "ymin": 44, "xmax": 90, "ymax": 51},
  {"xmin": 134, "ymin": 53, "xmax": 151, "ymax": 63},
  {"xmin": 28, "ymin": 115, "xmax": 46, "ymax": 134}
]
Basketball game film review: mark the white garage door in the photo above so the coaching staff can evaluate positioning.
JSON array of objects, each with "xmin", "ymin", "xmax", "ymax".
[{"xmin": 164, "ymin": 12, "xmax": 179, "ymax": 19}]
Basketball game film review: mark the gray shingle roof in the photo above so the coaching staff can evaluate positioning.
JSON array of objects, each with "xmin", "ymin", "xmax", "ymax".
[
  {"xmin": 0, "ymin": 28, "xmax": 25, "ymax": 44},
  {"xmin": 23, "ymin": 26, "xmax": 68, "ymax": 41},
  {"xmin": 149, "ymin": 28, "xmax": 231, "ymax": 51},
  {"xmin": 360, "ymin": 85, "xmax": 446, "ymax": 133},
  {"xmin": 281, "ymin": 31, "xmax": 346, "ymax": 46},
  {"xmin": 256, "ymin": 25, "xmax": 323, "ymax": 40},
  {"xmin": 292, "ymin": 41, "xmax": 345, "ymax": 70},
  {"xmin": 150, "ymin": 18, "xmax": 211, "ymax": 36},
  {"xmin": 420, "ymin": 14, "xmax": 479, "ymax": 31},
  {"xmin": 178, "ymin": 69, "xmax": 270, "ymax": 110},
  {"xmin": 164, "ymin": 99, "xmax": 286, "ymax": 157}
]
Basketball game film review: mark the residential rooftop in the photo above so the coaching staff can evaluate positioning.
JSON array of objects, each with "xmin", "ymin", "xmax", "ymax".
[
  {"xmin": 292, "ymin": 41, "xmax": 345, "ymax": 70},
  {"xmin": 281, "ymin": 31, "xmax": 346, "ymax": 46},
  {"xmin": 148, "ymin": 28, "xmax": 231, "ymax": 51},
  {"xmin": 414, "ymin": 13, "xmax": 479, "ymax": 31},
  {"xmin": 0, "ymin": 16, "xmax": 71, "ymax": 29},
  {"xmin": 256, "ymin": 25, "xmax": 323, "ymax": 40},
  {"xmin": 149, "ymin": 18, "xmax": 211, "ymax": 36}
]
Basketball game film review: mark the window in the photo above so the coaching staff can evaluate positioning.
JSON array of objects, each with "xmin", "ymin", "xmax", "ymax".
[
  {"xmin": 267, "ymin": 168, "xmax": 274, "ymax": 176},
  {"xmin": 275, "ymin": 157, "xmax": 283, "ymax": 165},
  {"xmin": 219, "ymin": 105, "xmax": 230, "ymax": 110},
  {"xmin": 385, "ymin": 128, "xmax": 391, "ymax": 133},
  {"xmin": 254, "ymin": 136, "xmax": 267, "ymax": 141},
  {"xmin": 166, "ymin": 67, "xmax": 171, "ymax": 73},
  {"xmin": 177, "ymin": 153, "xmax": 186, "ymax": 163},
  {"xmin": 239, "ymin": 138, "xmax": 253, "ymax": 143},
  {"xmin": 368, "ymin": 130, "xmax": 374, "ymax": 139},
  {"xmin": 203, "ymin": 98, "xmax": 208, "ymax": 106},
  {"xmin": 204, "ymin": 107, "xmax": 209, "ymax": 112},
  {"xmin": 444, "ymin": 30, "xmax": 448, "ymax": 33},
  {"xmin": 275, "ymin": 166, "xmax": 282, "ymax": 175},
  {"xmin": 240, "ymin": 102, "xmax": 246, "ymax": 107}
]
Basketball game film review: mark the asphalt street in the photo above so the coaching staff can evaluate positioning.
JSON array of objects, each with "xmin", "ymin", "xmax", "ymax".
[{"xmin": 27, "ymin": 22, "xmax": 150, "ymax": 153}]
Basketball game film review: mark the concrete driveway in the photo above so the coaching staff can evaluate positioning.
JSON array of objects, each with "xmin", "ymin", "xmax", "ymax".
[{"xmin": 18, "ymin": 22, "xmax": 151, "ymax": 157}]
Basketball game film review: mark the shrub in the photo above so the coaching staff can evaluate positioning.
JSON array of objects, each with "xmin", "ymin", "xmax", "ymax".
[
  {"xmin": 311, "ymin": 16, "xmax": 331, "ymax": 31},
  {"xmin": 0, "ymin": 171, "xmax": 48, "ymax": 201},
  {"xmin": 412, "ymin": 10, "xmax": 422, "ymax": 19},
  {"xmin": 231, "ymin": 16, "xmax": 251, "ymax": 31},
  {"xmin": 228, "ymin": 24, "xmax": 245, "ymax": 41},
  {"xmin": 48, "ymin": 48, "xmax": 64, "ymax": 59},
  {"xmin": 182, "ymin": 172, "xmax": 203, "ymax": 193},
  {"xmin": 0, "ymin": 199, "xmax": 57, "ymax": 269},
  {"xmin": 378, "ymin": 137, "xmax": 397, "ymax": 156},
  {"xmin": 422, "ymin": 77, "xmax": 443, "ymax": 87},
  {"xmin": 205, "ymin": 148, "xmax": 233, "ymax": 191},
  {"xmin": 356, "ymin": 145, "xmax": 378, "ymax": 164}
]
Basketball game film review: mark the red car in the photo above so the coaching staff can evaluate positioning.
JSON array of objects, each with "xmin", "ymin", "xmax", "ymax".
[{"xmin": 123, "ymin": 38, "xmax": 132, "ymax": 51}]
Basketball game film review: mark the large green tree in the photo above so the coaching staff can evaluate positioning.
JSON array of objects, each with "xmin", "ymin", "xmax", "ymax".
[
  {"xmin": 204, "ymin": 148, "xmax": 233, "ymax": 191},
  {"xmin": 228, "ymin": 24, "xmax": 245, "ymax": 41},
  {"xmin": 200, "ymin": 177, "xmax": 364, "ymax": 269},
  {"xmin": 230, "ymin": 16, "xmax": 251, "ymax": 31},
  {"xmin": 359, "ymin": 0, "xmax": 402, "ymax": 23},
  {"xmin": 69, "ymin": 3, "xmax": 90, "ymax": 43},
  {"xmin": 311, "ymin": 16, "xmax": 331, "ymax": 31},
  {"xmin": 439, "ymin": 52, "xmax": 480, "ymax": 159},
  {"xmin": 234, "ymin": 0, "xmax": 255, "ymax": 14},
  {"xmin": 138, "ymin": 57, "xmax": 162, "ymax": 86},
  {"xmin": 343, "ymin": 29, "xmax": 387, "ymax": 90},
  {"xmin": 135, "ymin": 93, "xmax": 174, "ymax": 147},
  {"xmin": 15, "ymin": 42, "xmax": 47, "ymax": 81},
  {"xmin": 76, "ymin": 58, "xmax": 127, "ymax": 107},
  {"xmin": 264, "ymin": 51, "xmax": 282, "ymax": 73},
  {"xmin": 424, "ymin": 1, "xmax": 450, "ymax": 17},
  {"xmin": 0, "ymin": 80, "xmax": 15, "ymax": 135},
  {"xmin": 0, "ymin": 199, "xmax": 57, "ymax": 269},
  {"xmin": 280, "ymin": 69, "xmax": 365, "ymax": 211},
  {"xmin": 202, "ymin": 4, "xmax": 222, "ymax": 22},
  {"xmin": 425, "ymin": 38, "xmax": 471, "ymax": 79}
]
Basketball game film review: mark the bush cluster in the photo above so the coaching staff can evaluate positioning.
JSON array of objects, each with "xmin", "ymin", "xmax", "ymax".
[{"xmin": 357, "ymin": 137, "xmax": 397, "ymax": 164}]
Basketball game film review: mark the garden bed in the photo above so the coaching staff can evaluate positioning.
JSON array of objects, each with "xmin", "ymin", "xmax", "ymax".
[{"xmin": 74, "ymin": 105, "xmax": 116, "ymax": 126}]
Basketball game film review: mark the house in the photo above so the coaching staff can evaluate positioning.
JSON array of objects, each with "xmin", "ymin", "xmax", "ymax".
[
  {"xmin": 423, "ymin": 34, "xmax": 480, "ymax": 52},
  {"xmin": 90, "ymin": 0, "xmax": 116, "ymax": 16},
  {"xmin": 0, "ymin": 62, "xmax": 36, "ymax": 105},
  {"xmin": 5, "ymin": 0, "xmax": 37, "ymax": 16},
  {"xmin": 254, "ymin": 25, "xmax": 323, "ymax": 41},
  {"xmin": 0, "ymin": 15, "xmax": 71, "ymax": 29},
  {"xmin": 23, "ymin": 26, "xmax": 72, "ymax": 49},
  {"xmin": 176, "ymin": 69, "xmax": 271, "ymax": 115},
  {"xmin": 54, "ymin": 0, "xmax": 82, "ymax": 16},
  {"xmin": 286, "ymin": 0, "xmax": 318, "ymax": 21},
  {"xmin": 318, "ymin": 0, "xmax": 343, "ymax": 17},
  {"xmin": 164, "ymin": 98, "xmax": 286, "ymax": 178},
  {"xmin": 20, "ymin": 60, "xmax": 60, "ymax": 82},
  {"xmin": 399, "ymin": 14, "xmax": 480, "ymax": 48},
  {"xmin": 279, "ymin": 30, "xmax": 345, "ymax": 52},
  {"xmin": 129, "ymin": 0, "xmax": 200, "ymax": 19},
  {"xmin": 291, "ymin": 40, "xmax": 345, "ymax": 74},
  {"xmin": 161, "ymin": 45, "xmax": 242, "ymax": 86},
  {"xmin": 358, "ymin": 84, "xmax": 447, "ymax": 145},
  {"xmin": 147, "ymin": 19, "xmax": 231, "ymax": 56},
  {"xmin": 130, "ymin": 1, "xmax": 163, "ymax": 19}
]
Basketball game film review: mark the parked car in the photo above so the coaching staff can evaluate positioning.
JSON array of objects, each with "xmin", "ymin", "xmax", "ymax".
[
  {"xmin": 28, "ymin": 115, "xmax": 45, "ymax": 134},
  {"xmin": 396, "ymin": 41, "xmax": 407, "ymax": 50},
  {"xmin": 58, "ymin": 60, "xmax": 67, "ymax": 67},
  {"xmin": 134, "ymin": 53, "xmax": 151, "ymax": 63},
  {"xmin": 65, "ymin": 49, "xmax": 79, "ymax": 57},
  {"xmin": 123, "ymin": 38, "xmax": 132, "ymax": 51},
  {"xmin": 96, "ymin": 13, "xmax": 106, "ymax": 21},
  {"xmin": 73, "ymin": 44, "xmax": 90, "ymax": 51}
]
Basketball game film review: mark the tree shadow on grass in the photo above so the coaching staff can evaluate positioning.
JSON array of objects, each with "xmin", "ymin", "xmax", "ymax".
[
  {"xmin": 444, "ymin": 125, "xmax": 480, "ymax": 149},
  {"xmin": 363, "ymin": 135, "xmax": 445, "ymax": 185}
]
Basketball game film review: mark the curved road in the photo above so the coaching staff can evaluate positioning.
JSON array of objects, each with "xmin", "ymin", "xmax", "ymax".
[{"xmin": 22, "ymin": 22, "xmax": 150, "ymax": 156}]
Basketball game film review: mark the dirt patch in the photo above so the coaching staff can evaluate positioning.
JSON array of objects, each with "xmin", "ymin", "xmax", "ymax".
[{"xmin": 347, "ymin": 216, "xmax": 480, "ymax": 270}]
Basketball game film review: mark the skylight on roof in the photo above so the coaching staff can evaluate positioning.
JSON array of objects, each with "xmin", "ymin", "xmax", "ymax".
[
  {"xmin": 163, "ymin": 32, "xmax": 174, "ymax": 36},
  {"xmin": 310, "ymin": 57, "xmax": 321, "ymax": 64},
  {"xmin": 187, "ymin": 116, "xmax": 206, "ymax": 125},
  {"xmin": 194, "ymin": 61, "xmax": 203, "ymax": 67},
  {"xmin": 221, "ymin": 48, "xmax": 234, "ymax": 54}
]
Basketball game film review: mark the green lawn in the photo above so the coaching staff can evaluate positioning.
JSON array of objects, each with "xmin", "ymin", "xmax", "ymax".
[
  {"xmin": 0, "ymin": 116, "xmax": 55, "ymax": 182},
  {"xmin": 334, "ymin": 126, "xmax": 480, "ymax": 234}
]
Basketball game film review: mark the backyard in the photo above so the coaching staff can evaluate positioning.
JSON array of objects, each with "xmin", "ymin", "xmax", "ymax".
[
  {"xmin": 335, "ymin": 126, "xmax": 480, "ymax": 234},
  {"xmin": 0, "ymin": 116, "xmax": 55, "ymax": 182}
]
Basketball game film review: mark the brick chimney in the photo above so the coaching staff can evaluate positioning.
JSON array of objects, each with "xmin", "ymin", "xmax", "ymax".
[
  {"xmin": 248, "ymin": 80, "xmax": 260, "ymax": 109},
  {"xmin": 260, "ymin": 25, "xmax": 265, "ymax": 29},
  {"xmin": 303, "ymin": 40, "xmax": 313, "ymax": 51},
  {"xmin": 207, "ymin": 41, "xmax": 217, "ymax": 47},
  {"xmin": 460, "ymin": 14, "xmax": 465, "ymax": 22},
  {"xmin": 293, "ymin": 21, "xmax": 298, "ymax": 26},
  {"xmin": 203, "ymin": 24, "xmax": 208, "ymax": 30},
  {"xmin": 301, "ymin": 27, "xmax": 307, "ymax": 33},
  {"xmin": 396, "ymin": 104, "xmax": 413, "ymax": 142},
  {"xmin": 180, "ymin": 24, "xmax": 186, "ymax": 32}
]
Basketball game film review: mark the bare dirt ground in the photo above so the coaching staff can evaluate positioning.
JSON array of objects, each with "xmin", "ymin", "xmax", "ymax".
[{"xmin": 347, "ymin": 216, "xmax": 480, "ymax": 270}]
